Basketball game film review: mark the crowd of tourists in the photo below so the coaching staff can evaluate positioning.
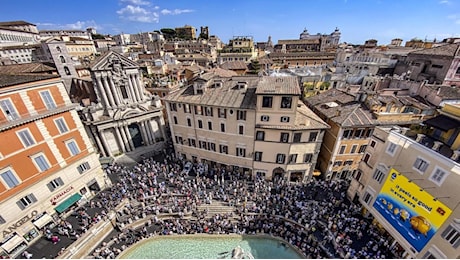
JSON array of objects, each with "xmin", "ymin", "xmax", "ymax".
[{"xmin": 83, "ymin": 148, "xmax": 397, "ymax": 259}]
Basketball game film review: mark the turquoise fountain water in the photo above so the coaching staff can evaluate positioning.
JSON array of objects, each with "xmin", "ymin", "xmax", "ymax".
[{"xmin": 120, "ymin": 235, "xmax": 304, "ymax": 259}]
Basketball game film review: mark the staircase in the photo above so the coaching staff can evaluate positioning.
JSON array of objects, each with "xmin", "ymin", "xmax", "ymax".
[{"xmin": 196, "ymin": 201, "xmax": 235, "ymax": 218}]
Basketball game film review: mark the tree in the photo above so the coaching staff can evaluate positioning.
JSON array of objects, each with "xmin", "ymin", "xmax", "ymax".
[{"xmin": 160, "ymin": 28, "xmax": 176, "ymax": 39}]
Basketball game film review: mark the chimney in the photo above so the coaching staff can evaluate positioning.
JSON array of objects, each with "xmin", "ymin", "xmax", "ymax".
[{"xmin": 416, "ymin": 133, "xmax": 425, "ymax": 143}]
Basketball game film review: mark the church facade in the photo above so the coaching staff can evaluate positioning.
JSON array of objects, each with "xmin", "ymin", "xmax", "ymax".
[{"xmin": 80, "ymin": 51, "xmax": 166, "ymax": 157}]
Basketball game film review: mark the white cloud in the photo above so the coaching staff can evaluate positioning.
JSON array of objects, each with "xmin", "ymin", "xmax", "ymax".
[
  {"xmin": 447, "ymin": 14, "xmax": 460, "ymax": 25},
  {"xmin": 439, "ymin": 0, "xmax": 451, "ymax": 4},
  {"xmin": 160, "ymin": 9, "xmax": 194, "ymax": 15},
  {"xmin": 117, "ymin": 4, "xmax": 159, "ymax": 23},
  {"xmin": 36, "ymin": 20, "xmax": 100, "ymax": 30},
  {"xmin": 120, "ymin": 0, "xmax": 151, "ymax": 5}
]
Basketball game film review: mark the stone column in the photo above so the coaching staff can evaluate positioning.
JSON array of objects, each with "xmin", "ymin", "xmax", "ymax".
[
  {"xmin": 145, "ymin": 120, "xmax": 156, "ymax": 145},
  {"xmin": 96, "ymin": 76, "xmax": 110, "ymax": 108},
  {"xmin": 109, "ymin": 76, "xmax": 122, "ymax": 105},
  {"xmin": 139, "ymin": 121, "xmax": 151, "ymax": 146},
  {"xmin": 134, "ymin": 74, "xmax": 144, "ymax": 101},
  {"xmin": 93, "ymin": 128, "xmax": 106, "ymax": 157},
  {"xmin": 102, "ymin": 76, "xmax": 116, "ymax": 107},
  {"xmin": 114, "ymin": 126, "xmax": 126, "ymax": 153},
  {"xmin": 119, "ymin": 125, "xmax": 131, "ymax": 152},
  {"xmin": 99, "ymin": 130, "xmax": 112, "ymax": 157},
  {"xmin": 124, "ymin": 125, "xmax": 135, "ymax": 151},
  {"xmin": 127, "ymin": 75, "xmax": 139, "ymax": 102},
  {"xmin": 156, "ymin": 118, "xmax": 166, "ymax": 140}
]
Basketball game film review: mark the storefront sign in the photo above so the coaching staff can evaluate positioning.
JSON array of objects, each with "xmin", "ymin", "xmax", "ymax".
[
  {"xmin": 2, "ymin": 210, "xmax": 37, "ymax": 238},
  {"xmin": 373, "ymin": 168, "xmax": 452, "ymax": 252},
  {"xmin": 50, "ymin": 186, "xmax": 74, "ymax": 205}
]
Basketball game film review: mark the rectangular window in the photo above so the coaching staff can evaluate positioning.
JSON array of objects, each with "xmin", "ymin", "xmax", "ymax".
[
  {"xmin": 209, "ymin": 142, "xmax": 216, "ymax": 152},
  {"xmin": 173, "ymin": 116, "xmax": 178, "ymax": 125},
  {"xmin": 77, "ymin": 162, "xmax": 91, "ymax": 174},
  {"xmin": 254, "ymin": 152, "xmax": 262, "ymax": 161},
  {"xmin": 339, "ymin": 145, "xmax": 346, "ymax": 154},
  {"xmin": 0, "ymin": 99, "xmax": 19, "ymax": 121},
  {"xmin": 354, "ymin": 129, "xmax": 364, "ymax": 139},
  {"xmin": 205, "ymin": 107, "xmax": 213, "ymax": 116},
  {"xmin": 256, "ymin": 131, "xmax": 265, "ymax": 141},
  {"xmin": 188, "ymin": 138, "xmax": 196, "ymax": 147},
  {"xmin": 47, "ymin": 177, "xmax": 64, "ymax": 191},
  {"xmin": 288, "ymin": 154, "xmax": 298, "ymax": 164},
  {"xmin": 362, "ymin": 191, "xmax": 373, "ymax": 205},
  {"xmin": 194, "ymin": 105, "xmax": 202, "ymax": 115},
  {"xmin": 262, "ymin": 96, "xmax": 273, "ymax": 108},
  {"xmin": 429, "ymin": 167, "xmax": 448, "ymax": 185},
  {"xmin": 33, "ymin": 154, "xmax": 50, "ymax": 172},
  {"xmin": 17, "ymin": 194, "xmax": 37, "ymax": 210},
  {"xmin": 359, "ymin": 145, "xmax": 367, "ymax": 153},
  {"xmin": 238, "ymin": 125, "xmax": 244, "ymax": 135},
  {"xmin": 236, "ymin": 147, "xmax": 246, "ymax": 157},
  {"xmin": 187, "ymin": 118, "xmax": 192, "ymax": 127},
  {"xmin": 304, "ymin": 153, "xmax": 313, "ymax": 163},
  {"xmin": 237, "ymin": 110, "xmax": 246, "ymax": 120},
  {"xmin": 386, "ymin": 142, "xmax": 397, "ymax": 156},
  {"xmin": 333, "ymin": 161, "xmax": 343, "ymax": 167},
  {"xmin": 219, "ymin": 144, "xmax": 228, "ymax": 154},
  {"xmin": 40, "ymin": 90, "xmax": 56, "ymax": 109},
  {"xmin": 207, "ymin": 121, "xmax": 212, "ymax": 130},
  {"xmin": 280, "ymin": 133, "xmax": 289, "ymax": 143},
  {"xmin": 66, "ymin": 140, "xmax": 80, "ymax": 156},
  {"xmin": 55, "ymin": 118, "xmax": 69, "ymax": 133},
  {"xmin": 120, "ymin": 86, "xmax": 129, "ymax": 99},
  {"xmin": 441, "ymin": 225, "xmax": 460, "ymax": 248},
  {"xmin": 351, "ymin": 144, "xmax": 358, "ymax": 154},
  {"xmin": 293, "ymin": 133, "xmax": 302, "ymax": 143},
  {"xmin": 344, "ymin": 160, "xmax": 353, "ymax": 166},
  {"xmin": 220, "ymin": 123, "xmax": 225, "ymax": 132},
  {"xmin": 281, "ymin": 96, "xmax": 292, "ymax": 108},
  {"xmin": 183, "ymin": 104, "xmax": 190, "ymax": 113},
  {"xmin": 342, "ymin": 129, "xmax": 352, "ymax": 139},
  {"xmin": 218, "ymin": 108, "xmax": 227, "ymax": 118},
  {"xmin": 199, "ymin": 140, "xmax": 207, "ymax": 150},
  {"xmin": 17, "ymin": 129, "xmax": 35, "ymax": 147},
  {"xmin": 413, "ymin": 157, "xmax": 429, "ymax": 173},
  {"xmin": 170, "ymin": 103, "xmax": 177, "ymax": 112},
  {"xmin": 363, "ymin": 153, "xmax": 371, "ymax": 163},
  {"xmin": 373, "ymin": 168, "xmax": 386, "ymax": 183},
  {"xmin": 309, "ymin": 132, "xmax": 318, "ymax": 142},
  {"xmin": 198, "ymin": 120, "xmax": 203, "ymax": 129},
  {"xmin": 1, "ymin": 169, "xmax": 20, "ymax": 188},
  {"xmin": 370, "ymin": 140, "xmax": 376, "ymax": 148},
  {"xmin": 276, "ymin": 154, "xmax": 286, "ymax": 164}
]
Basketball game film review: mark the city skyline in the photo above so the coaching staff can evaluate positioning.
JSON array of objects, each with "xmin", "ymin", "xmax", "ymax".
[{"xmin": 2, "ymin": 0, "xmax": 460, "ymax": 45}]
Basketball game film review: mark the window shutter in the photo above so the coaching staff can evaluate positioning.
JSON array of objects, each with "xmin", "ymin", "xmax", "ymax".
[
  {"xmin": 57, "ymin": 177, "xmax": 64, "ymax": 185},
  {"xmin": 30, "ymin": 194, "xmax": 37, "ymax": 203},
  {"xmin": 16, "ymin": 201, "xmax": 25, "ymax": 210},
  {"xmin": 47, "ymin": 182, "xmax": 54, "ymax": 192}
]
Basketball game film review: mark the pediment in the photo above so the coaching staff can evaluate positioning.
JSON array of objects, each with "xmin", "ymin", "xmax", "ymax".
[{"xmin": 90, "ymin": 51, "xmax": 139, "ymax": 71}]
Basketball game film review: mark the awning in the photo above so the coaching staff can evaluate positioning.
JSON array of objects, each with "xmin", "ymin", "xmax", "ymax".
[
  {"xmin": 424, "ymin": 115, "xmax": 460, "ymax": 131},
  {"xmin": 32, "ymin": 213, "xmax": 54, "ymax": 229},
  {"xmin": 1, "ymin": 235, "xmax": 25, "ymax": 253},
  {"xmin": 54, "ymin": 193, "xmax": 82, "ymax": 213}
]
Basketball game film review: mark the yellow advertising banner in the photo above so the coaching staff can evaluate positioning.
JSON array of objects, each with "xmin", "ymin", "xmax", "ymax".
[{"xmin": 373, "ymin": 168, "xmax": 452, "ymax": 252}]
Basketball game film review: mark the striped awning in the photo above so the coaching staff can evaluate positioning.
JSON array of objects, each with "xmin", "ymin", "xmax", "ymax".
[{"xmin": 32, "ymin": 213, "xmax": 54, "ymax": 229}]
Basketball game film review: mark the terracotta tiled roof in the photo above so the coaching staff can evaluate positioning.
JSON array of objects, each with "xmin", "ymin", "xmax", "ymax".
[
  {"xmin": 0, "ymin": 62, "xmax": 56, "ymax": 74},
  {"xmin": 255, "ymin": 76, "xmax": 301, "ymax": 95},
  {"xmin": 0, "ymin": 74, "xmax": 59, "ymax": 88},
  {"xmin": 305, "ymin": 89, "xmax": 376, "ymax": 127},
  {"xmin": 220, "ymin": 61, "xmax": 248, "ymax": 70},
  {"xmin": 410, "ymin": 43, "xmax": 460, "ymax": 57}
]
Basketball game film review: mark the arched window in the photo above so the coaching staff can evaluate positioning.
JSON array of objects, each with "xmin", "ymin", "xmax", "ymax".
[
  {"xmin": 59, "ymin": 55, "xmax": 66, "ymax": 63},
  {"xmin": 56, "ymin": 46, "xmax": 61, "ymax": 52}
]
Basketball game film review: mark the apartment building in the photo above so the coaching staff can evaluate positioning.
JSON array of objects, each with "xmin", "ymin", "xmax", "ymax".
[
  {"xmin": 0, "ymin": 21, "xmax": 39, "ymax": 48},
  {"xmin": 163, "ymin": 73, "xmax": 328, "ymax": 181},
  {"xmin": 217, "ymin": 36, "xmax": 258, "ymax": 65},
  {"xmin": 175, "ymin": 25, "xmax": 196, "ymax": 40},
  {"xmin": 350, "ymin": 122, "xmax": 460, "ymax": 258},
  {"xmin": 0, "ymin": 74, "xmax": 109, "ymax": 258}
]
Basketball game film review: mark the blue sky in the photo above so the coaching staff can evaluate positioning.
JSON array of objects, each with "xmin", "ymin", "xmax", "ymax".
[{"xmin": 2, "ymin": 0, "xmax": 460, "ymax": 45}]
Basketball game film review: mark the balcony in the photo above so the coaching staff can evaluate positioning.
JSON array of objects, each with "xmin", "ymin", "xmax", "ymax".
[{"xmin": 0, "ymin": 103, "xmax": 78, "ymax": 131}]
